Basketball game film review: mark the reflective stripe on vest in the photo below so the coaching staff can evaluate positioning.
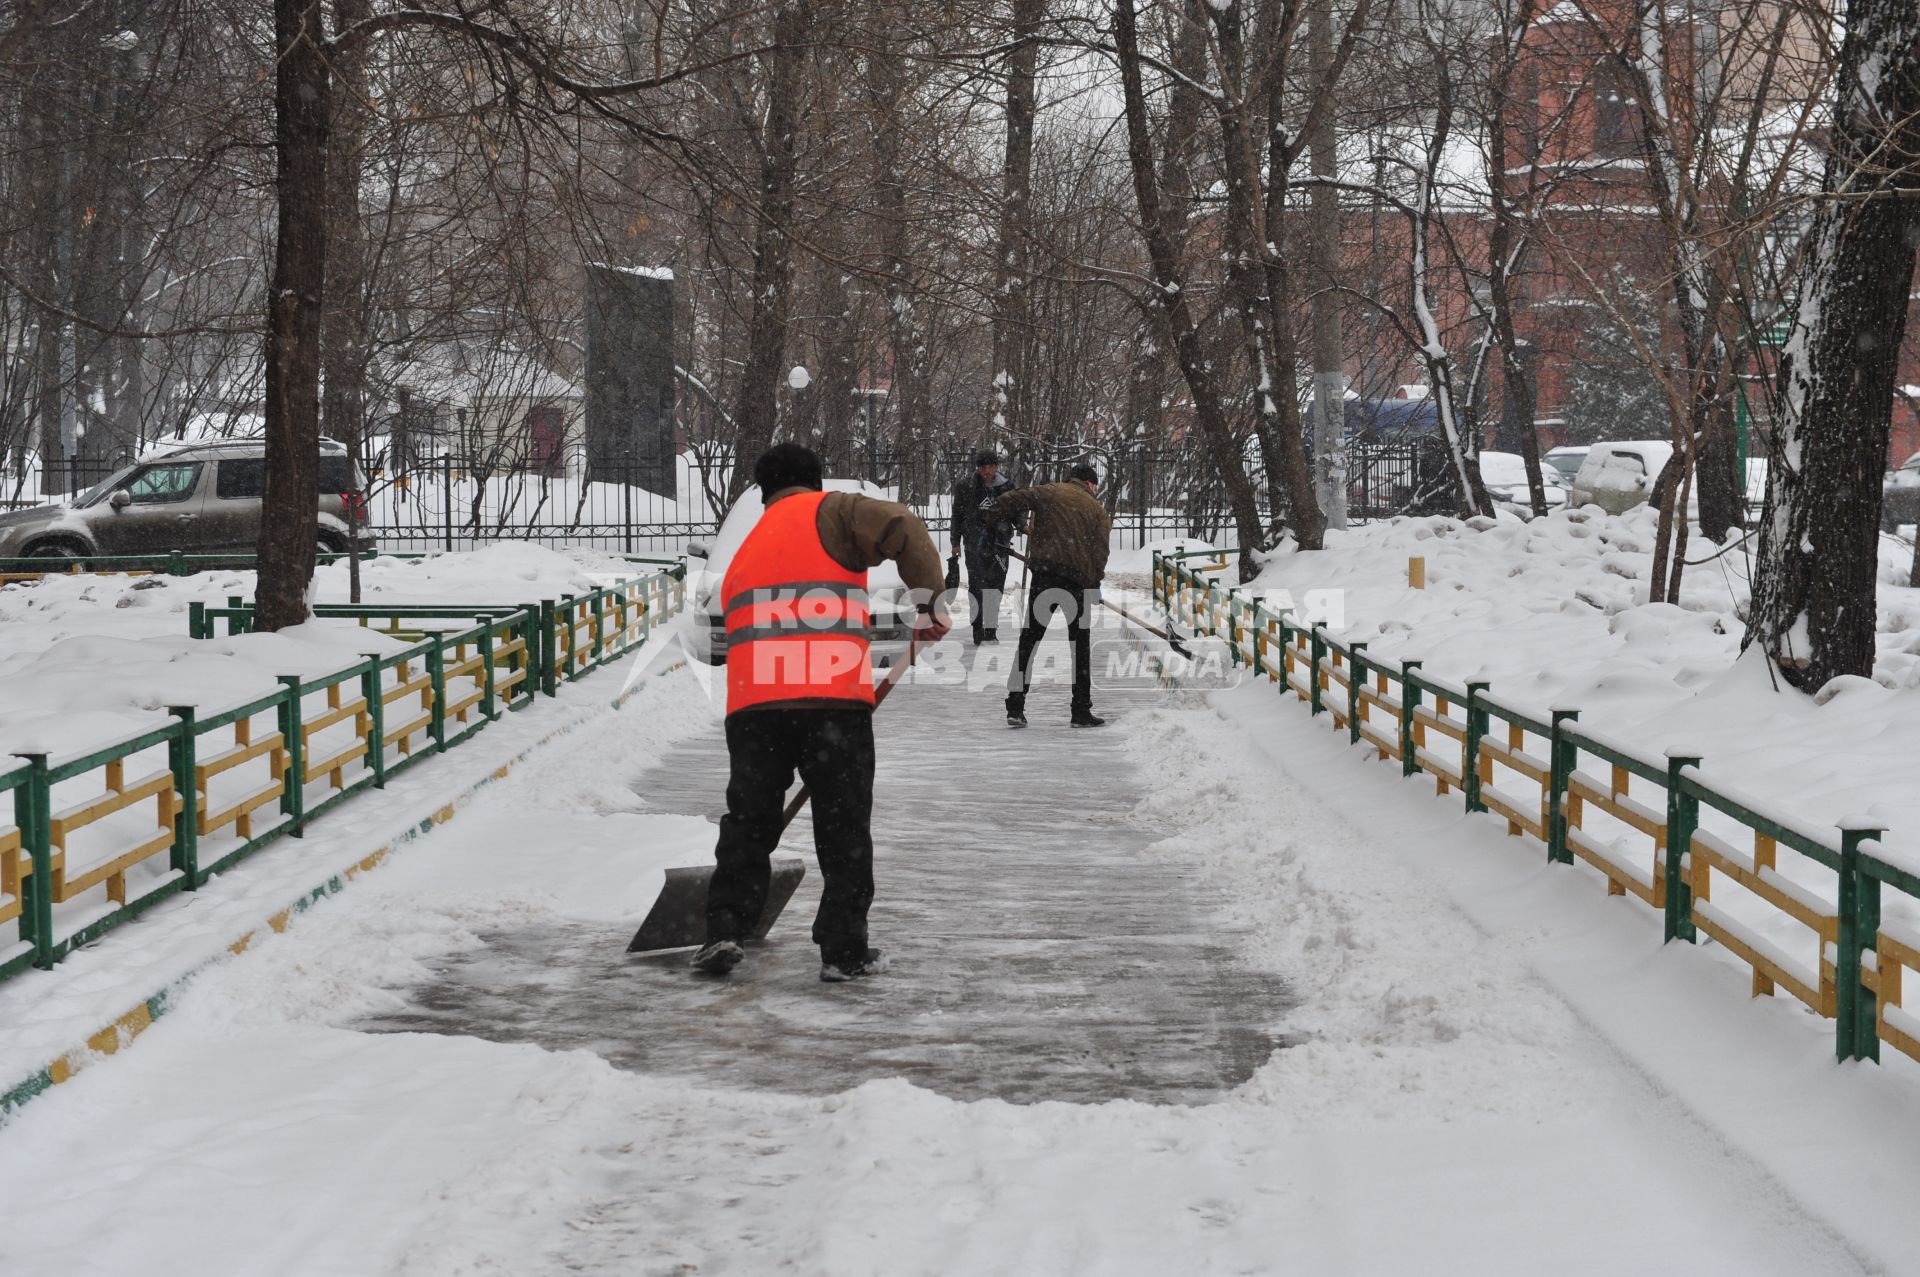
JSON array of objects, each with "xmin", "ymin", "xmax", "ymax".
[{"xmin": 722, "ymin": 490, "xmax": 873, "ymax": 714}]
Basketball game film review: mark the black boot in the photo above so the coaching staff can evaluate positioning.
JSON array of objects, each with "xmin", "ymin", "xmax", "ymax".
[
  {"xmin": 980, "ymin": 630, "xmax": 998, "ymax": 644},
  {"xmin": 1070, "ymin": 709, "xmax": 1106, "ymax": 728},
  {"xmin": 820, "ymin": 947, "xmax": 891, "ymax": 983},
  {"xmin": 690, "ymin": 939, "xmax": 744, "ymax": 975},
  {"xmin": 1006, "ymin": 695, "xmax": 1027, "ymax": 728}
]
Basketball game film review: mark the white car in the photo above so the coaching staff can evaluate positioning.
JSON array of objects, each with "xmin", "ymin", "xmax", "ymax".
[
  {"xmin": 1479, "ymin": 451, "xmax": 1569, "ymax": 515},
  {"xmin": 1543, "ymin": 445, "xmax": 1587, "ymax": 489},
  {"xmin": 1569, "ymin": 441, "xmax": 1675, "ymax": 514},
  {"xmin": 685, "ymin": 479, "xmax": 918, "ymax": 667}
]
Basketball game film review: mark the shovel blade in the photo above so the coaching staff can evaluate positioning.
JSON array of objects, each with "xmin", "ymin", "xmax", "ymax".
[{"xmin": 625, "ymin": 856, "xmax": 806, "ymax": 953}]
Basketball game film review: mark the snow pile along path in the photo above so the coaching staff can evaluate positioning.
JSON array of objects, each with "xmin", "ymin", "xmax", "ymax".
[
  {"xmin": 1248, "ymin": 505, "xmax": 1920, "ymax": 869},
  {"xmin": 0, "ymin": 543, "xmax": 640, "ymax": 759},
  {"xmin": 0, "ymin": 615, "xmax": 1900, "ymax": 1275}
]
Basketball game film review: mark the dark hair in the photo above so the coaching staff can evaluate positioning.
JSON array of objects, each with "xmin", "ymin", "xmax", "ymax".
[
  {"xmin": 753, "ymin": 443, "xmax": 824, "ymax": 501},
  {"xmin": 975, "ymin": 450, "xmax": 1000, "ymax": 467},
  {"xmin": 1069, "ymin": 463, "xmax": 1099, "ymax": 486}
]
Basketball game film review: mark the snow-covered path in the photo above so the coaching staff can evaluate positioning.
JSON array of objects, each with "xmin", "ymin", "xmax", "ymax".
[{"xmin": 0, "ymin": 620, "xmax": 1903, "ymax": 1275}]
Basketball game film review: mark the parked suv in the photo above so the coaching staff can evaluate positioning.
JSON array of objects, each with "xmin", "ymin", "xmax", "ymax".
[
  {"xmin": 1568, "ymin": 441, "xmax": 1675, "ymax": 514},
  {"xmin": 0, "ymin": 439, "xmax": 372, "ymax": 559}
]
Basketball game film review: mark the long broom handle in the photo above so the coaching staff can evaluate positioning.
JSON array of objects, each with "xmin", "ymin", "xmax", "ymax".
[
  {"xmin": 779, "ymin": 635, "xmax": 923, "ymax": 832},
  {"xmin": 1004, "ymin": 547, "xmax": 1187, "ymax": 649}
]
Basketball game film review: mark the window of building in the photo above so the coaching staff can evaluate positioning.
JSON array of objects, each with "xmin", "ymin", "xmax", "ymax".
[{"xmin": 1594, "ymin": 71, "xmax": 1641, "ymax": 157}]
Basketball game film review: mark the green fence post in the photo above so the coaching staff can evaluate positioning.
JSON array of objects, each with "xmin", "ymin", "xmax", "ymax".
[
  {"xmin": 1346, "ymin": 643, "xmax": 1368, "ymax": 746},
  {"xmin": 539, "ymin": 600, "xmax": 558, "ymax": 696},
  {"xmin": 1662, "ymin": 752, "xmax": 1702, "ymax": 943},
  {"xmin": 1463, "ymin": 681, "xmax": 1491, "ymax": 813},
  {"xmin": 276, "ymin": 676, "xmax": 306, "ymax": 835},
  {"xmin": 518, "ymin": 609, "xmax": 539, "ymax": 707},
  {"xmin": 1399, "ymin": 661, "xmax": 1423, "ymax": 777},
  {"xmin": 1547, "ymin": 708, "xmax": 1579, "ymax": 865},
  {"xmin": 427, "ymin": 633, "xmax": 448, "ymax": 753},
  {"xmin": 168, "ymin": 549, "xmax": 187, "ymax": 577},
  {"xmin": 16, "ymin": 754, "xmax": 54, "ymax": 969},
  {"xmin": 189, "ymin": 600, "xmax": 206, "ymax": 640},
  {"xmin": 477, "ymin": 615, "xmax": 498, "ymax": 720},
  {"xmin": 227, "ymin": 595, "xmax": 245, "ymax": 636},
  {"xmin": 1309, "ymin": 627, "xmax": 1327, "ymax": 716},
  {"xmin": 561, "ymin": 596, "xmax": 584, "ymax": 682},
  {"xmin": 362, "ymin": 659, "xmax": 388, "ymax": 788},
  {"xmin": 591, "ymin": 592, "xmax": 608, "ymax": 667},
  {"xmin": 1836, "ymin": 822, "xmax": 1886, "ymax": 1064},
  {"xmin": 166, "ymin": 707, "xmax": 200, "ymax": 888}
]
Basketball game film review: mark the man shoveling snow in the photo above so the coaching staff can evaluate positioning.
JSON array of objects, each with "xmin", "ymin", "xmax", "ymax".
[{"xmin": 691, "ymin": 444, "xmax": 950, "ymax": 982}]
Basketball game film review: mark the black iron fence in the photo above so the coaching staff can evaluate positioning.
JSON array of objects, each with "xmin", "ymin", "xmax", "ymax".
[{"xmin": 3, "ymin": 437, "xmax": 1461, "ymax": 556}]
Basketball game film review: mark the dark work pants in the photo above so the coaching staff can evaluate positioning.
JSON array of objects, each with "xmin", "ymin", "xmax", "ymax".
[
  {"xmin": 707, "ymin": 706, "xmax": 876, "ymax": 963},
  {"xmin": 1008, "ymin": 568, "xmax": 1093, "ymax": 714},
  {"xmin": 963, "ymin": 540, "xmax": 1010, "ymax": 638}
]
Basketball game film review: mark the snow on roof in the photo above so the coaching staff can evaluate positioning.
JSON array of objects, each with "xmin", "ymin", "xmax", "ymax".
[
  {"xmin": 378, "ymin": 344, "xmax": 581, "ymax": 409},
  {"xmin": 1333, "ymin": 124, "xmax": 1490, "ymax": 213},
  {"xmin": 589, "ymin": 262, "xmax": 674, "ymax": 282}
]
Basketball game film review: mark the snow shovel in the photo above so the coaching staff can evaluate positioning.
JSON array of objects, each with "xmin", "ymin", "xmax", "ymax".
[
  {"xmin": 1006, "ymin": 548, "xmax": 1192, "ymax": 658},
  {"xmin": 626, "ymin": 635, "xmax": 926, "ymax": 953}
]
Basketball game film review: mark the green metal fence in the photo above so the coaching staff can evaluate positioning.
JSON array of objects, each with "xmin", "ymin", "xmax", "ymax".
[
  {"xmin": 0, "ymin": 565, "xmax": 685, "ymax": 985},
  {"xmin": 1154, "ymin": 550, "xmax": 1919, "ymax": 1070}
]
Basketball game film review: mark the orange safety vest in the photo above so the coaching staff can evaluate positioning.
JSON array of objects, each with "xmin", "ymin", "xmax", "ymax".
[{"xmin": 723, "ymin": 490, "xmax": 874, "ymax": 715}]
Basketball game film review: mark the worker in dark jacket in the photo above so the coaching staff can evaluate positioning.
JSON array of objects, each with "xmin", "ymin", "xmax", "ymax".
[
  {"xmin": 989, "ymin": 464, "xmax": 1112, "ymax": 729},
  {"xmin": 949, "ymin": 450, "xmax": 1016, "ymax": 643},
  {"xmin": 693, "ymin": 443, "xmax": 949, "ymax": 983}
]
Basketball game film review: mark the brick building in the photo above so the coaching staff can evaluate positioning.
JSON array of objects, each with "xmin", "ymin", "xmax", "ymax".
[{"xmin": 1330, "ymin": 0, "xmax": 1920, "ymax": 465}]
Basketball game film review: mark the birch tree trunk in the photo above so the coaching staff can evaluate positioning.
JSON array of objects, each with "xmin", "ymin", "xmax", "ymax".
[
  {"xmin": 1749, "ymin": 0, "xmax": 1920, "ymax": 688},
  {"xmin": 1409, "ymin": 64, "xmax": 1491, "ymax": 518}
]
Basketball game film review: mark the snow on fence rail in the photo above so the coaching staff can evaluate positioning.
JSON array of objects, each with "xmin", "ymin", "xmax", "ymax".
[
  {"xmin": 1156, "ymin": 549, "xmax": 1916, "ymax": 1070},
  {"xmin": 0, "ymin": 568, "xmax": 685, "ymax": 983}
]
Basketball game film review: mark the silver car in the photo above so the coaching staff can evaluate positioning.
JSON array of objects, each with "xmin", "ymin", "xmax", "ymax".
[{"xmin": 0, "ymin": 439, "xmax": 371, "ymax": 560}]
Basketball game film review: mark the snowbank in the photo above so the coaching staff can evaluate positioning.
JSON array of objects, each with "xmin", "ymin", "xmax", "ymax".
[
  {"xmin": 1241, "ymin": 506, "xmax": 1920, "ymax": 855},
  {"xmin": 0, "ymin": 544, "xmax": 629, "ymax": 762}
]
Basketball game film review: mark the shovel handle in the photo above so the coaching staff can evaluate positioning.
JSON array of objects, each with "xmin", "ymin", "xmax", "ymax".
[
  {"xmin": 1008, "ymin": 547, "xmax": 1186, "ymax": 652},
  {"xmin": 780, "ymin": 635, "xmax": 922, "ymax": 831}
]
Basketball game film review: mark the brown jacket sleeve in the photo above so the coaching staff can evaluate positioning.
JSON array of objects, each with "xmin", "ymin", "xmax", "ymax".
[
  {"xmin": 817, "ymin": 491, "xmax": 946, "ymax": 614},
  {"xmin": 985, "ymin": 485, "xmax": 1037, "ymax": 529}
]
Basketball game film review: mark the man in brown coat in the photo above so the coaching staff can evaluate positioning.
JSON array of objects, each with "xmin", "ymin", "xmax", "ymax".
[{"xmin": 988, "ymin": 464, "xmax": 1112, "ymax": 728}]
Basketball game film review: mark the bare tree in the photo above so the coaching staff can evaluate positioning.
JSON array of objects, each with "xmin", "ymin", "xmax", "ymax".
[
  {"xmin": 728, "ymin": 1, "xmax": 812, "ymax": 494},
  {"xmin": 1750, "ymin": 0, "xmax": 1920, "ymax": 688}
]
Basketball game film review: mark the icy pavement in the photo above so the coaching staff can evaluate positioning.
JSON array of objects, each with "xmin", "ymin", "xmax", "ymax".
[
  {"xmin": 0, "ymin": 613, "xmax": 1905, "ymax": 1274},
  {"xmin": 355, "ymin": 661, "xmax": 1285, "ymax": 1103}
]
